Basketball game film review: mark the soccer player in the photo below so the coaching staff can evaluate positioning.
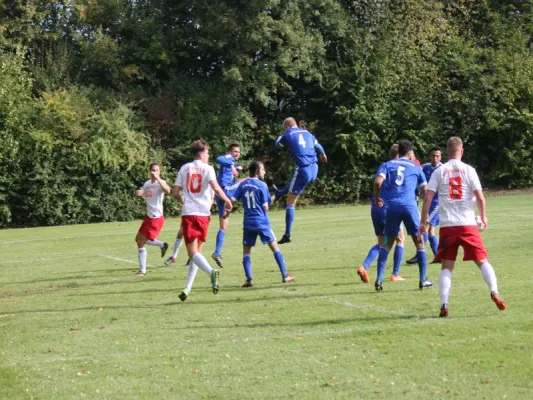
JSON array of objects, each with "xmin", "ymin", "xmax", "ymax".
[
  {"xmin": 135, "ymin": 163, "xmax": 171, "ymax": 275},
  {"xmin": 419, "ymin": 136, "xmax": 506, "ymax": 317},
  {"xmin": 229, "ymin": 161, "xmax": 294, "ymax": 286},
  {"xmin": 373, "ymin": 139, "xmax": 433, "ymax": 291},
  {"xmin": 357, "ymin": 144, "xmax": 407, "ymax": 283},
  {"xmin": 211, "ymin": 142, "xmax": 243, "ymax": 267},
  {"xmin": 421, "ymin": 146, "xmax": 443, "ymax": 261},
  {"xmin": 274, "ymin": 117, "xmax": 327, "ymax": 244},
  {"xmin": 173, "ymin": 140, "xmax": 233, "ymax": 301}
]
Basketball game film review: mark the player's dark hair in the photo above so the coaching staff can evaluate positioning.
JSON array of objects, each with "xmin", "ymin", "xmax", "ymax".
[
  {"xmin": 192, "ymin": 139, "xmax": 209, "ymax": 155},
  {"xmin": 248, "ymin": 161, "xmax": 263, "ymax": 177},
  {"xmin": 228, "ymin": 142, "xmax": 240, "ymax": 151},
  {"xmin": 298, "ymin": 120, "xmax": 307, "ymax": 129},
  {"xmin": 389, "ymin": 144, "xmax": 399, "ymax": 159},
  {"xmin": 398, "ymin": 139, "xmax": 413, "ymax": 157},
  {"xmin": 429, "ymin": 146, "xmax": 441, "ymax": 154},
  {"xmin": 149, "ymin": 163, "xmax": 160, "ymax": 170}
]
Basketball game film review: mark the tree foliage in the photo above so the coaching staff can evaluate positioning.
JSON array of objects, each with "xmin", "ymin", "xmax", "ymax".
[{"xmin": 1, "ymin": 0, "xmax": 533, "ymax": 227}]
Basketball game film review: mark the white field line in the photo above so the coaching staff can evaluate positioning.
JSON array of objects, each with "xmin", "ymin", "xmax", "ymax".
[{"xmin": 98, "ymin": 254, "xmax": 155, "ymax": 267}]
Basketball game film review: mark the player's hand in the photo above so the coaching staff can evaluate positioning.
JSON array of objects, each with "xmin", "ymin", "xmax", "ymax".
[
  {"xmin": 136, "ymin": 190, "xmax": 143, "ymax": 197},
  {"xmin": 319, "ymin": 154, "xmax": 327, "ymax": 163},
  {"xmin": 224, "ymin": 200, "xmax": 233, "ymax": 214},
  {"xmin": 481, "ymin": 215, "xmax": 488, "ymax": 228},
  {"xmin": 375, "ymin": 198, "xmax": 384, "ymax": 207},
  {"xmin": 151, "ymin": 171, "xmax": 160, "ymax": 180}
]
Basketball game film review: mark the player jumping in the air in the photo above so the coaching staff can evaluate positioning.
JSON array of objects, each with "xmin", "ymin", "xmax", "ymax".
[
  {"xmin": 229, "ymin": 161, "xmax": 295, "ymax": 286},
  {"xmin": 274, "ymin": 117, "xmax": 327, "ymax": 244},
  {"xmin": 419, "ymin": 136, "xmax": 506, "ymax": 317}
]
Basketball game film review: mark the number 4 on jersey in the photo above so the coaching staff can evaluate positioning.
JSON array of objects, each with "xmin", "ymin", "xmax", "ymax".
[{"xmin": 298, "ymin": 133, "xmax": 306, "ymax": 148}]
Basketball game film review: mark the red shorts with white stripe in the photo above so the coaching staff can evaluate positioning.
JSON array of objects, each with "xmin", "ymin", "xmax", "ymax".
[
  {"xmin": 181, "ymin": 215, "xmax": 211, "ymax": 244},
  {"xmin": 138, "ymin": 215, "xmax": 165, "ymax": 241},
  {"xmin": 435, "ymin": 225, "xmax": 487, "ymax": 262}
]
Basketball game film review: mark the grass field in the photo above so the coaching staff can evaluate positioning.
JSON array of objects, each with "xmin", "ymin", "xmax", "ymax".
[{"xmin": 1, "ymin": 195, "xmax": 533, "ymax": 399}]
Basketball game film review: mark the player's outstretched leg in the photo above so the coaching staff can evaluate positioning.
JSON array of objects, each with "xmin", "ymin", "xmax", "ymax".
[
  {"xmin": 357, "ymin": 244, "xmax": 378, "ymax": 283},
  {"xmin": 477, "ymin": 260, "xmax": 506, "ymax": 311}
]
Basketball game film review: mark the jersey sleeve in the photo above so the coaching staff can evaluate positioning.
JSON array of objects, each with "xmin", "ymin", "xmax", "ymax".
[
  {"xmin": 314, "ymin": 136, "xmax": 325, "ymax": 155},
  {"xmin": 376, "ymin": 162, "xmax": 387, "ymax": 178},
  {"xmin": 229, "ymin": 183, "xmax": 242, "ymax": 201},
  {"xmin": 469, "ymin": 166, "xmax": 482, "ymax": 191},
  {"xmin": 206, "ymin": 165, "xmax": 217, "ymax": 183},
  {"xmin": 175, "ymin": 167, "xmax": 185, "ymax": 187},
  {"xmin": 275, "ymin": 131, "xmax": 289, "ymax": 147},
  {"xmin": 262, "ymin": 183, "xmax": 271, "ymax": 206},
  {"xmin": 216, "ymin": 154, "xmax": 234, "ymax": 166},
  {"xmin": 417, "ymin": 168, "xmax": 427, "ymax": 187},
  {"xmin": 427, "ymin": 171, "xmax": 439, "ymax": 193}
]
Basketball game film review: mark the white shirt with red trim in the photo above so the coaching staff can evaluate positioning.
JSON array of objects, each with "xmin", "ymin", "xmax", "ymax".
[
  {"xmin": 175, "ymin": 160, "xmax": 217, "ymax": 216},
  {"xmin": 141, "ymin": 179, "xmax": 166, "ymax": 218},
  {"xmin": 427, "ymin": 159, "xmax": 482, "ymax": 227}
]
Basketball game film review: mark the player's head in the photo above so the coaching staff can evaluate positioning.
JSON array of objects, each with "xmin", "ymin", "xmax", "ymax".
[
  {"xmin": 446, "ymin": 136, "xmax": 464, "ymax": 159},
  {"xmin": 389, "ymin": 144, "xmax": 399, "ymax": 159},
  {"xmin": 149, "ymin": 163, "xmax": 160, "ymax": 178},
  {"xmin": 248, "ymin": 161, "xmax": 265, "ymax": 181},
  {"xmin": 298, "ymin": 120, "xmax": 307, "ymax": 129},
  {"xmin": 397, "ymin": 139, "xmax": 413, "ymax": 158},
  {"xmin": 192, "ymin": 139, "xmax": 209, "ymax": 162},
  {"xmin": 227, "ymin": 142, "xmax": 241, "ymax": 160},
  {"xmin": 283, "ymin": 117, "xmax": 297, "ymax": 130},
  {"xmin": 428, "ymin": 146, "xmax": 442, "ymax": 167}
]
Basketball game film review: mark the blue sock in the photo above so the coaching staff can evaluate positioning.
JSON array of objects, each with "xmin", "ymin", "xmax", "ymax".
[
  {"xmin": 243, "ymin": 254, "xmax": 252, "ymax": 281},
  {"xmin": 215, "ymin": 230, "xmax": 225, "ymax": 256},
  {"xmin": 417, "ymin": 248, "xmax": 427, "ymax": 282},
  {"xmin": 285, "ymin": 206, "xmax": 295, "ymax": 237},
  {"xmin": 429, "ymin": 235, "xmax": 438, "ymax": 257},
  {"xmin": 362, "ymin": 244, "xmax": 380, "ymax": 269},
  {"xmin": 274, "ymin": 250, "xmax": 287, "ymax": 278},
  {"xmin": 423, "ymin": 231, "xmax": 429, "ymax": 245},
  {"xmin": 376, "ymin": 247, "xmax": 390, "ymax": 283},
  {"xmin": 393, "ymin": 245, "xmax": 404, "ymax": 276}
]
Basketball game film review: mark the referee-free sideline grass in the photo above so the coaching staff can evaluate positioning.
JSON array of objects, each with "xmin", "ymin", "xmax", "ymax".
[{"xmin": 1, "ymin": 195, "xmax": 532, "ymax": 399}]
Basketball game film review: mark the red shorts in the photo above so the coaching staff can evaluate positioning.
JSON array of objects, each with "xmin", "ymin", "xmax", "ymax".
[
  {"xmin": 181, "ymin": 215, "xmax": 210, "ymax": 244},
  {"xmin": 138, "ymin": 215, "xmax": 165, "ymax": 241},
  {"xmin": 435, "ymin": 225, "xmax": 487, "ymax": 262}
]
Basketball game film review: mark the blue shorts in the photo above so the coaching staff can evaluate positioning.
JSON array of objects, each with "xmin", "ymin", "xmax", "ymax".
[
  {"xmin": 429, "ymin": 202, "xmax": 439, "ymax": 226},
  {"xmin": 243, "ymin": 228, "xmax": 276, "ymax": 247},
  {"xmin": 371, "ymin": 205, "xmax": 387, "ymax": 236},
  {"xmin": 287, "ymin": 163, "xmax": 318, "ymax": 195},
  {"xmin": 384, "ymin": 205, "xmax": 420, "ymax": 237},
  {"xmin": 215, "ymin": 194, "xmax": 226, "ymax": 217}
]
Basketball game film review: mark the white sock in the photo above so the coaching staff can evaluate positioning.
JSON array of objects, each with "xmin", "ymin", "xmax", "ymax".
[
  {"xmin": 146, "ymin": 239, "xmax": 164, "ymax": 247},
  {"xmin": 480, "ymin": 262, "xmax": 498, "ymax": 293},
  {"xmin": 185, "ymin": 261, "xmax": 199, "ymax": 292},
  {"xmin": 138, "ymin": 247, "xmax": 147, "ymax": 273},
  {"xmin": 172, "ymin": 238, "xmax": 183, "ymax": 258},
  {"xmin": 192, "ymin": 253, "xmax": 214, "ymax": 275},
  {"xmin": 439, "ymin": 269, "xmax": 452, "ymax": 305}
]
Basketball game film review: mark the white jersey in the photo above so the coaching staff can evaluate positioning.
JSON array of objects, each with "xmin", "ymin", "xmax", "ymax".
[
  {"xmin": 427, "ymin": 159, "xmax": 482, "ymax": 227},
  {"xmin": 175, "ymin": 160, "xmax": 217, "ymax": 216},
  {"xmin": 141, "ymin": 179, "xmax": 166, "ymax": 218}
]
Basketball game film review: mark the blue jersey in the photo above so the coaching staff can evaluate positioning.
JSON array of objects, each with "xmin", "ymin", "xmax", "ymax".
[
  {"xmin": 422, "ymin": 162, "xmax": 442, "ymax": 205},
  {"xmin": 230, "ymin": 178, "xmax": 271, "ymax": 231},
  {"xmin": 215, "ymin": 154, "xmax": 237, "ymax": 188},
  {"xmin": 376, "ymin": 158, "xmax": 426, "ymax": 208},
  {"xmin": 275, "ymin": 127, "xmax": 323, "ymax": 167}
]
